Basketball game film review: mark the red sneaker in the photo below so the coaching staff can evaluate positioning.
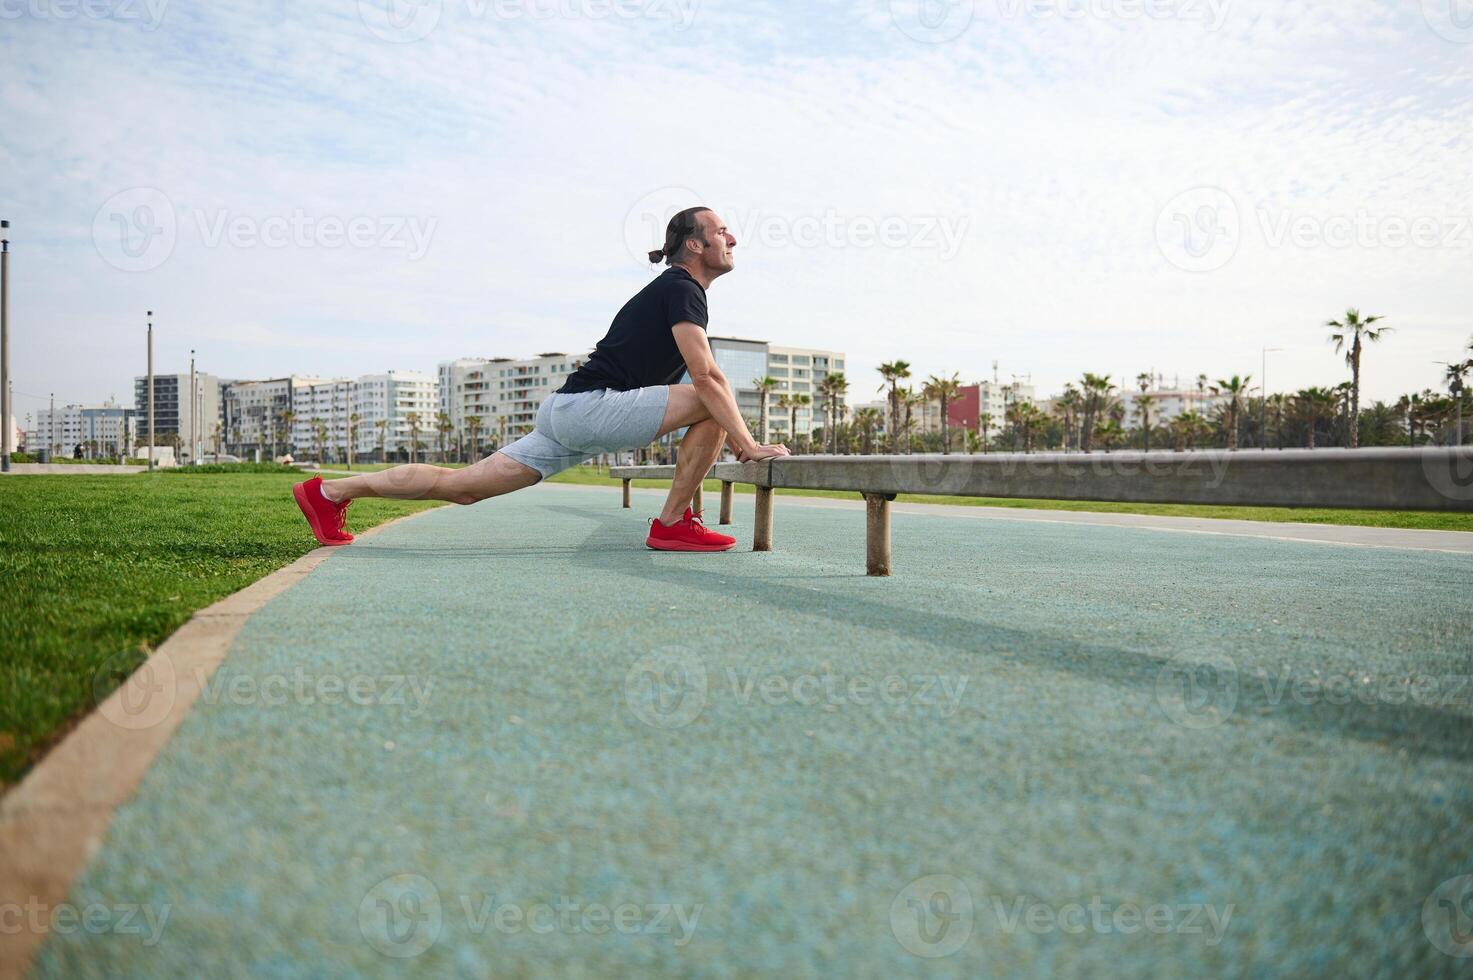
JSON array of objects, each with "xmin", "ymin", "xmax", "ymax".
[
  {"xmin": 292, "ymin": 476, "xmax": 354, "ymax": 546},
  {"xmin": 646, "ymin": 508, "xmax": 736, "ymax": 552}
]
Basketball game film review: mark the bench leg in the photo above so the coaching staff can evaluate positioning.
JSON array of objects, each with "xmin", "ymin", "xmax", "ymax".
[
  {"xmin": 622, "ymin": 478, "xmax": 631, "ymax": 509},
  {"xmin": 753, "ymin": 486, "xmax": 773, "ymax": 551},
  {"xmin": 719, "ymin": 481, "xmax": 733, "ymax": 525},
  {"xmin": 692, "ymin": 482, "xmax": 703, "ymax": 516},
  {"xmin": 864, "ymin": 493, "xmax": 892, "ymax": 577}
]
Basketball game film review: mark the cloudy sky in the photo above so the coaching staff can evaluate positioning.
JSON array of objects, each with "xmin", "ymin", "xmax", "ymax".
[{"xmin": 2, "ymin": 0, "xmax": 1470, "ymax": 425}]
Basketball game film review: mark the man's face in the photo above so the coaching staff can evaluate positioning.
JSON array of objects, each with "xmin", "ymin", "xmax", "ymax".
[{"xmin": 690, "ymin": 211, "xmax": 736, "ymax": 275}]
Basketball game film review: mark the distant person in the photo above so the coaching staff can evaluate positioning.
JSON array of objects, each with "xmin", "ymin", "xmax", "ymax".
[{"xmin": 292, "ymin": 206, "xmax": 789, "ymax": 551}]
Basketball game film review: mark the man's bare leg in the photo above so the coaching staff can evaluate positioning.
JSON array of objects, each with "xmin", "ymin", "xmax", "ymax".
[
  {"xmin": 321, "ymin": 451, "xmax": 541, "ymax": 506},
  {"xmin": 658, "ymin": 418, "xmax": 724, "ymax": 525}
]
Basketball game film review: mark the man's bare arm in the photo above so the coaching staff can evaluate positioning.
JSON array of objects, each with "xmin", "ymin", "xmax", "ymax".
[{"xmin": 672, "ymin": 322, "xmax": 789, "ymax": 461}]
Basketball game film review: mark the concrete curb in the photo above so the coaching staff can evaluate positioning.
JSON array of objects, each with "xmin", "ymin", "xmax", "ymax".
[{"xmin": 0, "ymin": 507, "xmax": 441, "ymax": 980}]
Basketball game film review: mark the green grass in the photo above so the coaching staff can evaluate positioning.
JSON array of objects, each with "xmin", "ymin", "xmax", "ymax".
[
  {"xmin": 548, "ymin": 466, "xmax": 1473, "ymax": 532},
  {"xmin": 0, "ymin": 472, "xmax": 442, "ymax": 788}
]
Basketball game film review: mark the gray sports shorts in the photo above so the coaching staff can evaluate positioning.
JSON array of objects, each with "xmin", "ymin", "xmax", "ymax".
[{"xmin": 499, "ymin": 385, "xmax": 670, "ymax": 480}]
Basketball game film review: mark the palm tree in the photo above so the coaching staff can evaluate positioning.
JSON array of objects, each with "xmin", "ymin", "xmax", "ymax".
[
  {"xmin": 466, "ymin": 415, "xmax": 483, "ymax": 461},
  {"xmin": 964, "ymin": 429, "xmax": 982, "ymax": 454},
  {"xmin": 311, "ymin": 418, "xmax": 327, "ymax": 463},
  {"xmin": 1053, "ymin": 384, "xmax": 1082, "ymax": 451},
  {"xmin": 774, "ymin": 394, "xmax": 792, "ymax": 446},
  {"xmin": 1327, "ymin": 308, "xmax": 1391, "ymax": 449},
  {"xmin": 819, "ymin": 372, "xmax": 849, "ymax": 453},
  {"xmin": 877, "ymin": 360, "xmax": 911, "ymax": 452},
  {"xmin": 278, "ymin": 409, "xmax": 296, "ymax": 458},
  {"xmin": 344, "ymin": 412, "xmax": 359, "ymax": 469},
  {"xmin": 978, "ymin": 412, "xmax": 993, "ymax": 453},
  {"xmin": 406, "ymin": 412, "xmax": 422, "ymax": 464},
  {"xmin": 211, "ymin": 422, "xmax": 223, "ymax": 457},
  {"xmin": 1293, "ymin": 387, "xmax": 1338, "ymax": 448},
  {"xmin": 1170, "ymin": 411, "xmax": 1209, "ymax": 451},
  {"xmin": 900, "ymin": 387, "xmax": 921, "ymax": 454},
  {"xmin": 1078, "ymin": 373, "xmax": 1115, "ymax": 452},
  {"xmin": 1134, "ymin": 373, "xmax": 1155, "ymax": 452},
  {"xmin": 1266, "ymin": 393, "xmax": 1288, "ymax": 450},
  {"xmin": 853, "ymin": 407, "xmax": 883, "ymax": 454},
  {"xmin": 753, "ymin": 376, "xmax": 780, "ymax": 443},
  {"xmin": 1209, "ymin": 375, "xmax": 1253, "ymax": 450},
  {"xmin": 436, "ymin": 412, "xmax": 453, "ymax": 463},
  {"xmin": 374, "ymin": 418, "xmax": 388, "ymax": 463},
  {"xmin": 923, "ymin": 373, "xmax": 962, "ymax": 454},
  {"xmin": 788, "ymin": 394, "xmax": 811, "ymax": 451}
]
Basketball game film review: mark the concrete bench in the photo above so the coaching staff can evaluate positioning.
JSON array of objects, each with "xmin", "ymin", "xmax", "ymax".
[{"xmin": 610, "ymin": 448, "xmax": 1473, "ymax": 576}]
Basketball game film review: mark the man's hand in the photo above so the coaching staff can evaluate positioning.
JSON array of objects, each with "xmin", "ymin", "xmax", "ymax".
[{"xmin": 737, "ymin": 442, "xmax": 791, "ymax": 462}]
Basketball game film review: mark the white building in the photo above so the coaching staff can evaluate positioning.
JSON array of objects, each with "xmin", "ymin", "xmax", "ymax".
[
  {"xmin": 353, "ymin": 370, "xmax": 440, "ymax": 461},
  {"xmin": 222, "ymin": 376, "xmax": 327, "ymax": 456},
  {"xmin": 291, "ymin": 379, "xmax": 355, "ymax": 462},
  {"xmin": 765, "ymin": 345, "xmax": 846, "ymax": 437},
  {"xmin": 435, "ymin": 352, "xmax": 588, "ymax": 451},
  {"xmin": 33, "ymin": 401, "xmax": 138, "ymax": 458}
]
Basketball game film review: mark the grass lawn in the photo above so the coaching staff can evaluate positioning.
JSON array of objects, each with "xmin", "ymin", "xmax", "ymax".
[
  {"xmin": 548, "ymin": 466, "xmax": 1473, "ymax": 532},
  {"xmin": 0, "ymin": 471, "xmax": 442, "ymax": 789}
]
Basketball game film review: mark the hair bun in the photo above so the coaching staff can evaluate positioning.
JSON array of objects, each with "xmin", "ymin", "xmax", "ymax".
[{"xmin": 647, "ymin": 248, "xmax": 665, "ymax": 264}]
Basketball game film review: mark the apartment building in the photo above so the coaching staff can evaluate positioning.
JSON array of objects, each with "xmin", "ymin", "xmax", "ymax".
[
  {"xmin": 32, "ymin": 401, "xmax": 137, "ymax": 457},
  {"xmin": 290, "ymin": 379, "xmax": 356, "ymax": 462},
  {"xmin": 765, "ymin": 344, "xmax": 846, "ymax": 437},
  {"xmin": 434, "ymin": 352, "xmax": 588, "ymax": 447},
  {"xmin": 222, "ymin": 376, "xmax": 327, "ymax": 456},
  {"xmin": 353, "ymin": 370, "xmax": 439, "ymax": 460},
  {"xmin": 133, "ymin": 372, "xmax": 224, "ymax": 461}
]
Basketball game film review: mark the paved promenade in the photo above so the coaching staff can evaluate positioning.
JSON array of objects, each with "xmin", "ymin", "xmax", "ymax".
[{"xmin": 31, "ymin": 483, "xmax": 1473, "ymax": 976}]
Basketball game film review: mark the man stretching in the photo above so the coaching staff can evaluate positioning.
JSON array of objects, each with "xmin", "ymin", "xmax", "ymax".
[{"xmin": 292, "ymin": 206, "xmax": 790, "ymax": 552}]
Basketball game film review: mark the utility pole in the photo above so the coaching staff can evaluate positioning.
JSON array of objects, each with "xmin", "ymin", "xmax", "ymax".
[
  {"xmin": 49, "ymin": 392, "xmax": 55, "ymax": 458},
  {"xmin": 1, "ymin": 219, "xmax": 10, "ymax": 472},
  {"xmin": 147, "ymin": 311, "xmax": 155, "ymax": 472},
  {"xmin": 189, "ymin": 349, "xmax": 196, "ymax": 466}
]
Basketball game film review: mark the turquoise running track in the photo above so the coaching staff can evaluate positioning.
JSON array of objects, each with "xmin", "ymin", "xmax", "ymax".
[{"xmin": 33, "ymin": 483, "xmax": 1473, "ymax": 977}]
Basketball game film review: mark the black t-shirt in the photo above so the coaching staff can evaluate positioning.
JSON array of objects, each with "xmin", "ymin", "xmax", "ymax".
[{"xmin": 558, "ymin": 267, "xmax": 709, "ymax": 393}]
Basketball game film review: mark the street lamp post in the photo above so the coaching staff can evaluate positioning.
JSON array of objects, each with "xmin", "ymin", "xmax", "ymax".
[
  {"xmin": 1261, "ymin": 347, "xmax": 1284, "ymax": 450},
  {"xmin": 189, "ymin": 349, "xmax": 196, "ymax": 466},
  {"xmin": 146, "ymin": 311, "xmax": 155, "ymax": 472},
  {"xmin": 1, "ymin": 219, "xmax": 10, "ymax": 472}
]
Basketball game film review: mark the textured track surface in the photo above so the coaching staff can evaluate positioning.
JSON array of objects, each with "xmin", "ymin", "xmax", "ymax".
[{"xmin": 33, "ymin": 484, "xmax": 1473, "ymax": 977}]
